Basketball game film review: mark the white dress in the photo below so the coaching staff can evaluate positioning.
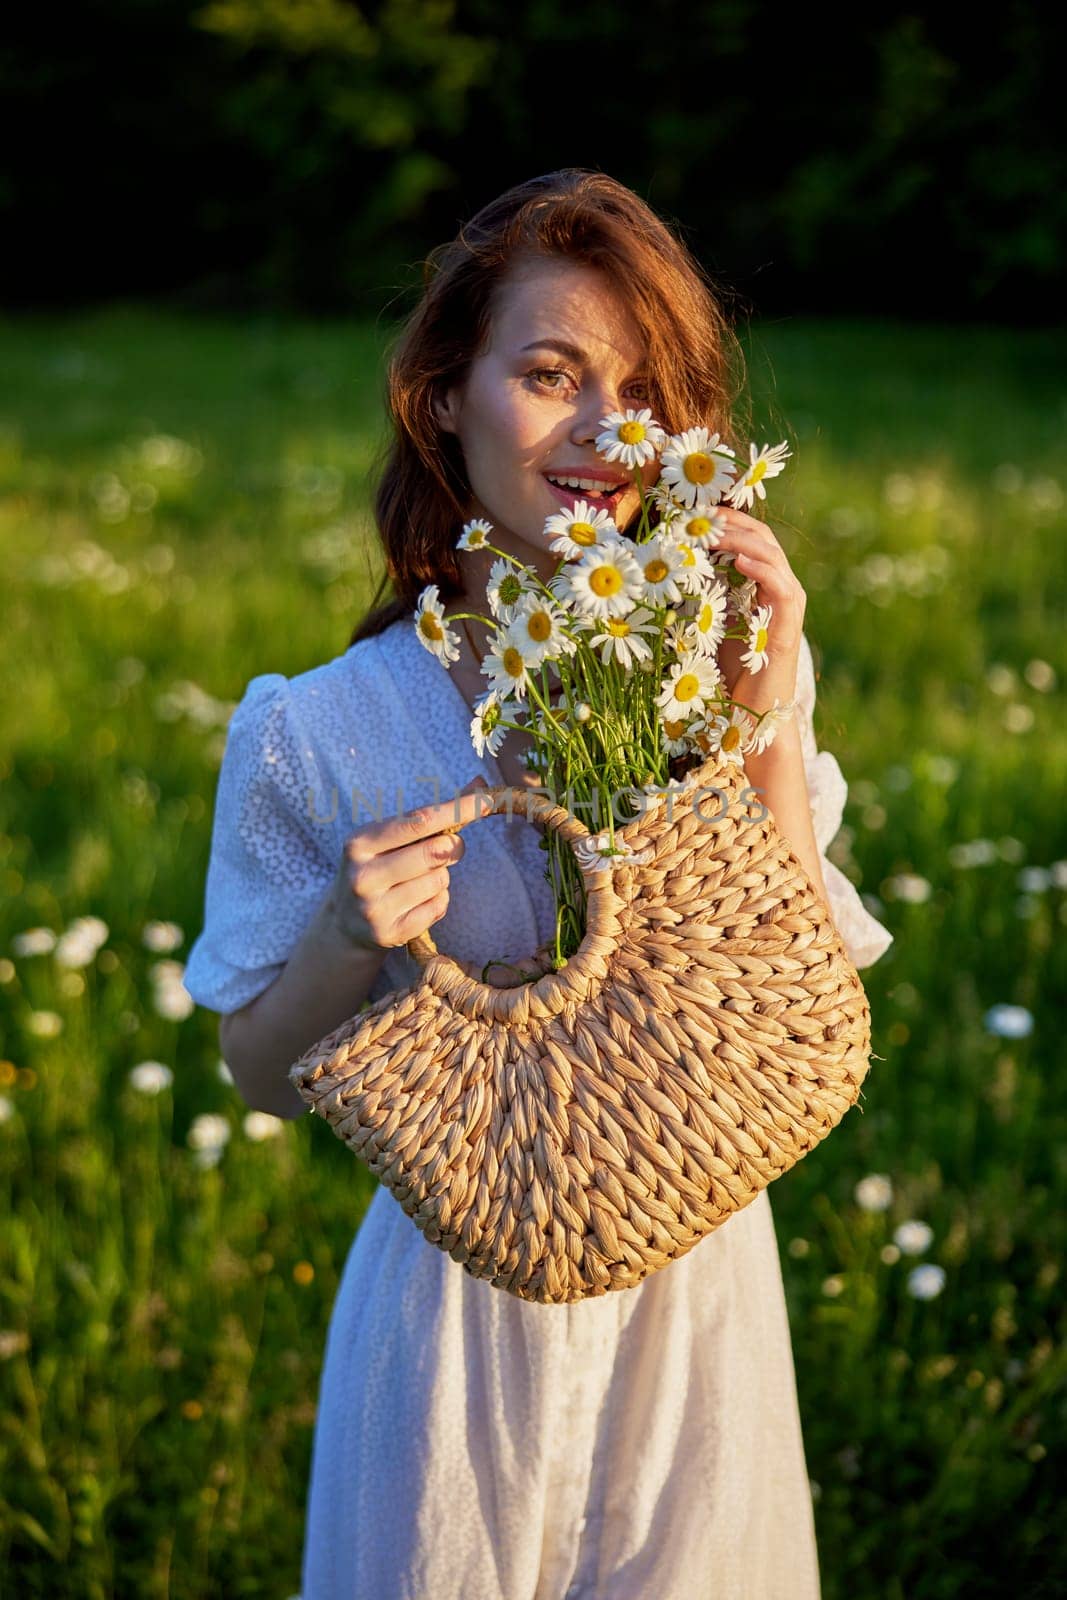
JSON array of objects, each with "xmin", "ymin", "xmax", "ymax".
[{"xmin": 183, "ymin": 615, "xmax": 893, "ymax": 1600}]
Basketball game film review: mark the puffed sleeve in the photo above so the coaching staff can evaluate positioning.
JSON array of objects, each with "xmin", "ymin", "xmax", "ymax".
[
  {"xmin": 795, "ymin": 633, "xmax": 894, "ymax": 970},
  {"xmin": 182, "ymin": 673, "xmax": 339, "ymax": 1014}
]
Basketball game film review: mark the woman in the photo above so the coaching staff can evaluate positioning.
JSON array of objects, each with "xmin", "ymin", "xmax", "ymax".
[{"xmin": 183, "ymin": 169, "xmax": 893, "ymax": 1599}]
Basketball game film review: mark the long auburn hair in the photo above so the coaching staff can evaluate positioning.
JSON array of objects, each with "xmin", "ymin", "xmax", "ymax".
[{"xmin": 349, "ymin": 167, "xmax": 754, "ymax": 648}]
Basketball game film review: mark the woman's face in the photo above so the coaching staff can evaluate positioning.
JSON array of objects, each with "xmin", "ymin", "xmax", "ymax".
[{"xmin": 434, "ymin": 256, "xmax": 658, "ymax": 584}]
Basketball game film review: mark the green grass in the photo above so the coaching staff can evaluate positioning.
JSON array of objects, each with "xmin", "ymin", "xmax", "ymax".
[{"xmin": 1, "ymin": 305, "xmax": 1064, "ymax": 1598}]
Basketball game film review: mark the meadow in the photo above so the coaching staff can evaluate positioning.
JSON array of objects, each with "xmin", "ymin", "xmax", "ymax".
[{"xmin": 1, "ymin": 305, "xmax": 1064, "ymax": 1598}]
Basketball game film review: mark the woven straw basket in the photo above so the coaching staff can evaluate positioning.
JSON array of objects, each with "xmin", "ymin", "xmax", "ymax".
[{"xmin": 288, "ymin": 750, "xmax": 874, "ymax": 1305}]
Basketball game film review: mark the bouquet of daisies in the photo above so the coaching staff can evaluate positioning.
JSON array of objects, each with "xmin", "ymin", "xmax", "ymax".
[{"xmin": 414, "ymin": 409, "xmax": 794, "ymax": 969}]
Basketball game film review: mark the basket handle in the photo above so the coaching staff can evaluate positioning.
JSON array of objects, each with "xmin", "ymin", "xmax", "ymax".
[{"xmin": 405, "ymin": 781, "xmax": 640, "ymax": 974}]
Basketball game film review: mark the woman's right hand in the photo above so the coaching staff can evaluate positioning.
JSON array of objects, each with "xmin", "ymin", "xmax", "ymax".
[{"xmin": 327, "ymin": 777, "xmax": 491, "ymax": 953}]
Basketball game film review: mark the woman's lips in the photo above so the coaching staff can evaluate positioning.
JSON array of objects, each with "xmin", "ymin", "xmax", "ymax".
[{"xmin": 542, "ymin": 475, "xmax": 626, "ymax": 515}]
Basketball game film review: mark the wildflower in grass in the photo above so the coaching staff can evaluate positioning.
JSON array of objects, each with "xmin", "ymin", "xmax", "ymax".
[
  {"xmin": 894, "ymin": 1220, "xmax": 934, "ymax": 1255},
  {"xmin": 142, "ymin": 920, "xmax": 184, "ymax": 953},
  {"xmin": 187, "ymin": 1112, "xmax": 230, "ymax": 1168},
  {"xmin": 906, "ymin": 1263, "xmax": 946, "ymax": 1300},
  {"xmin": 983, "ymin": 1004, "xmax": 1034, "ymax": 1039},
  {"xmin": 595, "ymin": 407, "xmax": 667, "ymax": 469},
  {"xmin": 55, "ymin": 916, "xmax": 110, "ymax": 968},
  {"xmin": 545, "ymin": 500, "xmax": 621, "ymax": 561},
  {"xmin": 659, "ymin": 426, "xmax": 736, "ymax": 508},
  {"xmin": 588, "ymin": 606, "xmax": 659, "ymax": 669},
  {"xmin": 414, "ymin": 584, "xmax": 461, "ymax": 665},
  {"xmin": 486, "ymin": 558, "xmax": 530, "ymax": 619},
  {"xmin": 1017, "ymin": 867, "xmax": 1050, "ymax": 893},
  {"xmin": 11, "ymin": 928, "xmax": 57, "ymax": 957},
  {"xmin": 885, "ymin": 873, "xmax": 932, "ymax": 903},
  {"xmin": 723, "ymin": 441, "xmax": 792, "ymax": 511},
  {"xmin": 129, "ymin": 1061, "xmax": 173, "ymax": 1094},
  {"xmin": 26, "ymin": 1011, "xmax": 63, "ymax": 1038},
  {"xmin": 243, "ymin": 1110, "xmax": 284, "ymax": 1141},
  {"xmin": 456, "ymin": 517, "xmax": 493, "ymax": 552},
  {"xmin": 822, "ymin": 1276, "xmax": 845, "ymax": 1297},
  {"xmin": 854, "ymin": 1173, "xmax": 894, "ymax": 1211},
  {"xmin": 155, "ymin": 976, "xmax": 195, "ymax": 1021},
  {"xmin": 0, "ymin": 1095, "xmax": 14, "ymax": 1124},
  {"xmin": 217, "ymin": 1057, "xmax": 235, "ymax": 1085}
]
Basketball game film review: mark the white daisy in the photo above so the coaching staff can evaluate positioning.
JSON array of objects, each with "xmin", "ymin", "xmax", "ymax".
[
  {"xmin": 632, "ymin": 532, "xmax": 687, "ymax": 606},
  {"xmin": 693, "ymin": 704, "xmax": 757, "ymax": 768},
  {"xmin": 554, "ymin": 540, "xmax": 645, "ymax": 622},
  {"xmin": 740, "ymin": 604, "xmax": 774, "ymax": 673},
  {"xmin": 676, "ymin": 507, "xmax": 726, "ymax": 547},
  {"xmin": 509, "ymin": 593, "xmax": 571, "ymax": 666},
  {"xmin": 588, "ymin": 605, "xmax": 659, "ymax": 670},
  {"xmin": 659, "ymin": 427, "xmax": 737, "ymax": 508},
  {"xmin": 471, "ymin": 690, "xmax": 521, "ymax": 758},
  {"xmin": 480, "ymin": 620, "xmax": 540, "ymax": 700},
  {"xmin": 748, "ymin": 697, "xmax": 797, "ymax": 755},
  {"xmin": 656, "ymin": 651, "xmax": 723, "ymax": 722},
  {"xmin": 485, "ymin": 557, "xmax": 530, "ymax": 621},
  {"xmin": 659, "ymin": 712, "xmax": 700, "ymax": 757},
  {"xmin": 544, "ymin": 500, "xmax": 621, "ymax": 561},
  {"xmin": 456, "ymin": 517, "xmax": 493, "ymax": 552},
  {"xmin": 414, "ymin": 584, "xmax": 461, "ymax": 665},
  {"xmin": 666, "ymin": 532, "xmax": 718, "ymax": 595},
  {"xmin": 678, "ymin": 581, "xmax": 729, "ymax": 656},
  {"xmin": 649, "ymin": 480, "xmax": 686, "ymax": 529},
  {"xmin": 723, "ymin": 441, "xmax": 792, "ymax": 511},
  {"xmin": 595, "ymin": 408, "xmax": 668, "ymax": 470}
]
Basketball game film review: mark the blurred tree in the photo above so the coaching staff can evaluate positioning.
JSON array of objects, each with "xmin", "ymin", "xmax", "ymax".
[{"xmin": 0, "ymin": 0, "xmax": 1061, "ymax": 319}]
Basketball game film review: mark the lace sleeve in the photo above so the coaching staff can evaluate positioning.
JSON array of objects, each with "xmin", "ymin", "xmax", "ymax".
[
  {"xmin": 182, "ymin": 673, "xmax": 338, "ymax": 1014},
  {"xmin": 795, "ymin": 633, "xmax": 894, "ymax": 970}
]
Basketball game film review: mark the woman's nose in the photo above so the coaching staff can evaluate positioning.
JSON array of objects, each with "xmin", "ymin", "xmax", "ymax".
[{"xmin": 570, "ymin": 380, "xmax": 624, "ymax": 443}]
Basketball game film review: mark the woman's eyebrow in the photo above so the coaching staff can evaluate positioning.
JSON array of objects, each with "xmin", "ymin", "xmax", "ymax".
[
  {"xmin": 519, "ymin": 337, "xmax": 647, "ymax": 371},
  {"xmin": 520, "ymin": 338, "xmax": 587, "ymax": 360}
]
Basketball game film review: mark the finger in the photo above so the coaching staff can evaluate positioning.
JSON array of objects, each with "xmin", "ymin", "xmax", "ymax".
[{"xmin": 349, "ymin": 784, "xmax": 493, "ymax": 863}]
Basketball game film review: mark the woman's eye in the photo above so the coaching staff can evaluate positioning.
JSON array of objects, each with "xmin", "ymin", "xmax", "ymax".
[{"xmin": 530, "ymin": 367, "xmax": 570, "ymax": 390}]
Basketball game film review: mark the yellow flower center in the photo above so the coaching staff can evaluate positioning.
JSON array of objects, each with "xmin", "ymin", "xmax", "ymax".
[
  {"xmin": 618, "ymin": 421, "xmax": 646, "ymax": 445},
  {"xmin": 502, "ymin": 646, "xmax": 525, "ymax": 678},
  {"xmin": 570, "ymin": 521, "xmax": 597, "ymax": 545},
  {"xmin": 526, "ymin": 611, "xmax": 552, "ymax": 642},
  {"xmin": 674, "ymin": 673, "xmax": 700, "ymax": 703},
  {"xmin": 664, "ymin": 717, "xmax": 686, "ymax": 739},
  {"xmin": 721, "ymin": 725, "xmax": 741, "ymax": 752},
  {"xmin": 590, "ymin": 565, "xmax": 623, "ymax": 596},
  {"xmin": 419, "ymin": 613, "xmax": 443, "ymax": 642},
  {"xmin": 748, "ymin": 461, "xmax": 768, "ymax": 484},
  {"xmin": 644, "ymin": 558, "xmax": 669, "ymax": 582},
  {"xmin": 698, "ymin": 602, "xmax": 714, "ymax": 631},
  {"xmin": 688, "ymin": 516, "xmax": 712, "ymax": 538},
  {"xmin": 684, "ymin": 452, "xmax": 715, "ymax": 485},
  {"xmin": 754, "ymin": 626, "xmax": 768, "ymax": 652},
  {"xmin": 679, "ymin": 546, "xmax": 695, "ymax": 566},
  {"xmin": 482, "ymin": 704, "xmax": 501, "ymax": 731},
  {"xmin": 606, "ymin": 617, "xmax": 631, "ymax": 637}
]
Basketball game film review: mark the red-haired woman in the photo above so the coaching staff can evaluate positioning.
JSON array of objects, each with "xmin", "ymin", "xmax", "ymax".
[{"xmin": 184, "ymin": 169, "xmax": 892, "ymax": 1599}]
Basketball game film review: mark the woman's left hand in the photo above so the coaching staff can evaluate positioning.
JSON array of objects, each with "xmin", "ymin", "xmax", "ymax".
[{"xmin": 710, "ymin": 506, "xmax": 807, "ymax": 715}]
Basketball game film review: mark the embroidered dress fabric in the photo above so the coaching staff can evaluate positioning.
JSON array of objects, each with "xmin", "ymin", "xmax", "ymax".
[{"xmin": 183, "ymin": 617, "xmax": 893, "ymax": 1600}]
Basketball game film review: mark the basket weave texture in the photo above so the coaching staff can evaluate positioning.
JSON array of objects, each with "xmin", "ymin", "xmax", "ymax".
[{"xmin": 289, "ymin": 751, "xmax": 873, "ymax": 1305}]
